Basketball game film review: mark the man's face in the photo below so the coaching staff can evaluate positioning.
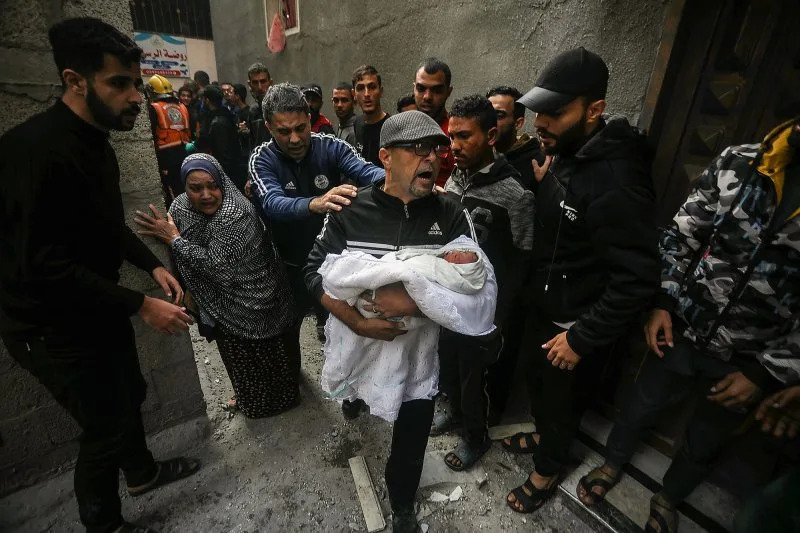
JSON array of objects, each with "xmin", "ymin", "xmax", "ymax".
[
  {"xmin": 353, "ymin": 74, "xmax": 383, "ymax": 114},
  {"xmin": 178, "ymin": 90, "xmax": 193, "ymax": 107},
  {"xmin": 413, "ymin": 68, "xmax": 452, "ymax": 118},
  {"xmin": 305, "ymin": 93, "xmax": 323, "ymax": 114},
  {"xmin": 85, "ymin": 54, "xmax": 143, "ymax": 131},
  {"xmin": 221, "ymin": 83, "xmax": 234, "ymax": 103},
  {"xmin": 381, "ymin": 139, "xmax": 442, "ymax": 201},
  {"xmin": 488, "ymin": 94, "xmax": 521, "ymax": 149},
  {"xmin": 268, "ymin": 111, "xmax": 312, "ymax": 161},
  {"xmin": 331, "ymin": 89, "xmax": 354, "ymax": 120},
  {"xmin": 248, "ymin": 72, "xmax": 272, "ymax": 101},
  {"xmin": 448, "ymin": 116, "xmax": 495, "ymax": 171},
  {"xmin": 533, "ymin": 98, "xmax": 589, "ymax": 155}
]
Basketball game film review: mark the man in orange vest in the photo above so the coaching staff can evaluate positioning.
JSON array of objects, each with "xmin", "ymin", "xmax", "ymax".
[{"xmin": 147, "ymin": 74, "xmax": 190, "ymax": 207}]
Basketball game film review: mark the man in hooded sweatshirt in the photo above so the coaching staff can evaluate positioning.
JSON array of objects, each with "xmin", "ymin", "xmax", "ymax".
[
  {"xmin": 503, "ymin": 47, "xmax": 659, "ymax": 514},
  {"xmin": 436, "ymin": 95, "xmax": 534, "ymax": 471}
]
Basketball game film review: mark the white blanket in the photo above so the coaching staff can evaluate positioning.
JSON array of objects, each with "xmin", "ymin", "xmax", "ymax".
[{"xmin": 318, "ymin": 236, "xmax": 497, "ymax": 421}]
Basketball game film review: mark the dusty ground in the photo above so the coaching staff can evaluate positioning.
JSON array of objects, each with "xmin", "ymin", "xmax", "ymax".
[{"xmin": 1, "ymin": 318, "xmax": 597, "ymax": 532}]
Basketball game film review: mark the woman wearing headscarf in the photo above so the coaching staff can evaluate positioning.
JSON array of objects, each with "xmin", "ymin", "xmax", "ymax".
[{"xmin": 135, "ymin": 153, "xmax": 299, "ymax": 418}]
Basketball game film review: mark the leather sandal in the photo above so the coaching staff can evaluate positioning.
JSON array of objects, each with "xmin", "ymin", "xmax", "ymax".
[
  {"xmin": 645, "ymin": 493, "xmax": 678, "ymax": 533},
  {"xmin": 506, "ymin": 471, "xmax": 560, "ymax": 514},
  {"xmin": 577, "ymin": 465, "xmax": 620, "ymax": 506},
  {"xmin": 501, "ymin": 431, "xmax": 539, "ymax": 454}
]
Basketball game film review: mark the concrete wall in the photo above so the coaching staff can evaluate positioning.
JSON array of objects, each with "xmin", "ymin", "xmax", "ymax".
[
  {"xmin": 0, "ymin": 0, "xmax": 206, "ymax": 495},
  {"xmin": 211, "ymin": 0, "xmax": 671, "ymax": 126},
  {"xmin": 186, "ymin": 37, "xmax": 219, "ymax": 83}
]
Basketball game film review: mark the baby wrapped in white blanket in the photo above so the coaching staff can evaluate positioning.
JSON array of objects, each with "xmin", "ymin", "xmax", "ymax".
[{"xmin": 318, "ymin": 236, "xmax": 497, "ymax": 422}]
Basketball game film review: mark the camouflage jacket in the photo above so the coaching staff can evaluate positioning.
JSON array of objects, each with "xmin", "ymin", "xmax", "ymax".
[{"xmin": 655, "ymin": 121, "xmax": 800, "ymax": 385}]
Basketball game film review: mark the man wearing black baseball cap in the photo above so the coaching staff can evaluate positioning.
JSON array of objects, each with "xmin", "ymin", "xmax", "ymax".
[
  {"xmin": 301, "ymin": 83, "xmax": 335, "ymax": 135},
  {"xmin": 503, "ymin": 47, "xmax": 660, "ymax": 514},
  {"xmin": 304, "ymin": 111, "xmax": 479, "ymax": 533}
]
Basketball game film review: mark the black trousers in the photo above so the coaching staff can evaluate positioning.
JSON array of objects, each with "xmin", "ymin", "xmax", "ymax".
[
  {"xmin": 385, "ymin": 398, "xmax": 435, "ymax": 513},
  {"xmin": 286, "ymin": 263, "xmax": 328, "ymax": 324},
  {"xmin": 487, "ymin": 300, "xmax": 528, "ymax": 422},
  {"xmin": 438, "ymin": 329, "xmax": 502, "ymax": 444},
  {"xmin": 155, "ymin": 145, "xmax": 186, "ymax": 208},
  {"xmin": 524, "ymin": 309, "xmax": 611, "ymax": 477},
  {"xmin": 2, "ymin": 320, "xmax": 157, "ymax": 533},
  {"xmin": 604, "ymin": 340, "xmax": 749, "ymax": 503}
]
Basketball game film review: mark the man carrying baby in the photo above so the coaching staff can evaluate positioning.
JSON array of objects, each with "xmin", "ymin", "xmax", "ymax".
[{"xmin": 304, "ymin": 110, "xmax": 477, "ymax": 533}]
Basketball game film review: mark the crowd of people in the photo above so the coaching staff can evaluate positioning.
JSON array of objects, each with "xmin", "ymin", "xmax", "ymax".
[{"xmin": 1, "ymin": 16, "xmax": 799, "ymax": 533}]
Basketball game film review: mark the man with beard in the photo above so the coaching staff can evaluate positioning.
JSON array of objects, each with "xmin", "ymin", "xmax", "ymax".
[
  {"xmin": 178, "ymin": 83, "xmax": 200, "ymax": 141},
  {"xmin": 301, "ymin": 83, "xmax": 336, "ymax": 135},
  {"xmin": 304, "ymin": 111, "xmax": 477, "ymax": 533},
  {"xmin": 332, "ymin": 81, "xmax": 357, "ymax": 147},
  {"xmin": 413, "ymin": 58, "xmax": 455, "ymax": 187},
  {"xmin": 487, "ymin": 86, "xmax": 544, "ymax": 191},
  {"xmin": 249, "ymin": 83, "xmax": 384, "ymax": 344},
  {"xmin": 0, "ymin": 17, "xmax": 199, "ymax": 533},
  {"xmin": 246, "ymin": 62, "xmax": 273, "ymax": 149},
  {"xmin": 503, "ymin": 47, "xmax": 659, "ymax": 514},
  {"xmin": 576, "ymin": 118, "xmax": 800, "ymax": 533},
  {"xmin": 352, "ymin": 65, "xmax": 390, "ymax": 167},
  {"xmin": 436, "ymin": 95, "xmax": 534, "ymax": 471}
]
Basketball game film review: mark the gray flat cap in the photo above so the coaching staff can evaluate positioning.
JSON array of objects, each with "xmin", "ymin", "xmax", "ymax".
[{"xmin": 380, "ymin": 110, "xmax": 450, "ymax": 148}]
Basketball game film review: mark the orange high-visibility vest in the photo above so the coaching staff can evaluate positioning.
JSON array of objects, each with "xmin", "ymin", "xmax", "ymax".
[{"xmin": 151, "ymin": 101, "xmax": 190, "ymax": 149}]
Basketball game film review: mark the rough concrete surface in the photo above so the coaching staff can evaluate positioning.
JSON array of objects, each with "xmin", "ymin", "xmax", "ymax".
[
  {"xmin": 212, "ymin": 0, "xmax": 670, "ymax": 127},
  {"xmin": 0, "ymin": 318, "xmax": 600, "ymax": 532}
]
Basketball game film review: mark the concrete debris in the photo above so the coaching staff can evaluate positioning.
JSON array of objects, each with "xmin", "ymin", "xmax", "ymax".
[
  {"xmin": 449, "ymin": 486, "xmax": 463, "ymax": 502},
  {"xmin": 420, "ymin": 523, "xmax": 429, "ymax": 533},
  {"xmin": 429, "ymin": 491, "xmax": 449, "ymax": 503}
]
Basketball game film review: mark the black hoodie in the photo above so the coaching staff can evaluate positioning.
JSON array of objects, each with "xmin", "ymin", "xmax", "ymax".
[
  {"xmin": 504, "ymin": 133, "xmax": 545, "ymax": 192},
  {"xmin": 445, "ymin": 154, "xmax": 535, "ymax": 325},
  {"xmin": 530, "ymin": 116, "xmax": 659, "ymax": 356}
]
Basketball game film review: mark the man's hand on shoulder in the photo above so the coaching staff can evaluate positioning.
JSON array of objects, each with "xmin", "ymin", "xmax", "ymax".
[{"xmin": 309, "ymin": 184, "xmax": 358, "ymax": 214}]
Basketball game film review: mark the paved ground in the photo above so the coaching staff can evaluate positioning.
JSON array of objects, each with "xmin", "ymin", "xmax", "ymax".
[{"xmin": 0, "ymin": 318, "xmax": 598, "ymax": 532}]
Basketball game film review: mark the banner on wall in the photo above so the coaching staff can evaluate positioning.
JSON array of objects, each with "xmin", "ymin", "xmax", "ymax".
[{"xmin": 134, "ymin": 32, "xmax": 190, "ymax": 78}]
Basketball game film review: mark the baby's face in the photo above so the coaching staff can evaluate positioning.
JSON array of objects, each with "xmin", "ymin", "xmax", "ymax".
[{"xmin": 443, "ymin": 250, "xmax": 478, "ymax": 264}]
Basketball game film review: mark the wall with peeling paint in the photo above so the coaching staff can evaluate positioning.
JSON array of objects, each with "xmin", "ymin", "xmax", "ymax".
[
  {"xmin": 211, "ymin": 0, "xmax": 670, "ymax": 126},
  {"xmin": 0, "ymin": 0, "xmax": 206, "ymax": 495}
]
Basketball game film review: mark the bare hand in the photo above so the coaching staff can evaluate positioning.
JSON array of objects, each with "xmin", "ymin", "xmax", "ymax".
[
  {"xmin": 543, "ymin": 331, "xmax": 581, "ymax": 370},
  {"xmin": 138, "ymin": 296, "xmax": 194, "ymax": 336},
  {"xmin": 354, "ymin": 317, "xmax": 407, "ymax": 341},
  {"xmin": 151, "ymin": 266, "xmax": 184, "ymax": 305},
  {"xmin": 755, "ymin": 385, "xmax": 800, "ymax": 438},
  {"xmin": 309, "ymin": 184, "xmax": 358, "ymax": 214},
  {"xmin": 708, "ymin": 371, "xmax": 760, "ymax": 408},
  {"xmin": 135, "ymin": 204, "xmax": 180, "ymax": 245},
  {"xmin": 244, "ymin": 179, "xmax": 253, "ymax": 198},
  {"xmin": 432, "ymin": 185, "xmax": 447, "ymax": 195},
  {"xmin": 532, "ymin": 155, "xmax": 552, "ymax": 183},
  {"xmin": 644, "ymin": 308, "xmax": 673, "ymax": 357},
  {"xmin": 361, "ymin": 282, "xmax": 419, "ymax": 318}
]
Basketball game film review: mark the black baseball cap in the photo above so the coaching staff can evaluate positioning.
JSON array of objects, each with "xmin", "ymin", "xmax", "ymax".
[
  {"xmin": 301, "ymin": 83, "xmax": 322, "ymax": 99},
  {"xmin": 518, "ymin": 47, "xmax": 609, "ymax": 113}
]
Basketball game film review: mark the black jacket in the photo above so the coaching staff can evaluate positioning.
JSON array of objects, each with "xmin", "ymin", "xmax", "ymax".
[
  {"xmin": 530, "ymin": 116, "xmax": 659, "ymax": 356},
  {"xmin": 247, "ymin": 101, "xmax": 272, "ymax": 151},
  {"xmin": 198, "ymin": 108, "xmax": 248, "ymax": 191},
  {"xmin": 504, "ymin": 133, "xmax": 545, "ymax": 192},
  {"xmin": 0, "ymin": 100, "xmax": 163, "ymax": 334},
  {"xmin": 444, "ymin": 155, "xmax": 535, "ymax": 325},
  {"xmin": 304, "ymin": 179, "xmax": 476, "ymax": 302}
]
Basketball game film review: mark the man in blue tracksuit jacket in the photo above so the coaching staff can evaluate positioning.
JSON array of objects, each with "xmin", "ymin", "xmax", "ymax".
[{"xmin": 249, "ymin": 83, "xmax": 385, "ymax": 340}]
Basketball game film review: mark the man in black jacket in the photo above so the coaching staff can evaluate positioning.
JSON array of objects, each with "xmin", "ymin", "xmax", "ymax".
[
  {"xmin": 436, "ymin": 95, "xmax": 535, "ymax": 471},
  {"xmin": 246, "ymin": 62, "xmax": 273, "ymax": 150},
  {"xmin": 0, "ymin": 18, "xmax": 199, "ymax": 533},
  {"xmin": 304, "ymin": 111, "xmax": 476, "ymax": 533},
  {"xmin": 503, "ymin": 47, "xmax": 659, "ymax": 514},
  {"xmin": 197, "ymin": 85, "xmax": 248, "ymax": 192}
]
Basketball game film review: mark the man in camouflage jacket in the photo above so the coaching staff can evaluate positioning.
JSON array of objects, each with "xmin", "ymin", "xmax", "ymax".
[{"xmin": 576, "ymin": 118, "xmax": 800, "ymax": 533}]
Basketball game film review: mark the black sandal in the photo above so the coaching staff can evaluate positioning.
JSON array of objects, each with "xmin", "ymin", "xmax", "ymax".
[
  {"xmin": 444, "ymin": 437, "xmax": 491, "ymax": 471},
  {"xmin": 501, "ymin": 431, "xmax": 539, "ymax": 454},
  {"xmin": 127, "ymin": 457, "xmax": 201, "ymax": 497},
  {"xmin": 506, "ymin": 472, "xmax": 560, "ymax": 514},
  {"xmin": 577, "ymin": 465, "xmax": 620, "ymax": 506},
  {"xmin": 644, "ymin": 493, "xmax": 678, "ymax": 533}
]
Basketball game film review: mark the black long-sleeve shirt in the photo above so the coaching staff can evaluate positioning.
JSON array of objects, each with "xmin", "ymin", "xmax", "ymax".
[{"xmin": 0, "ymin": 100, "xmax": 163, "ymax": 335}]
